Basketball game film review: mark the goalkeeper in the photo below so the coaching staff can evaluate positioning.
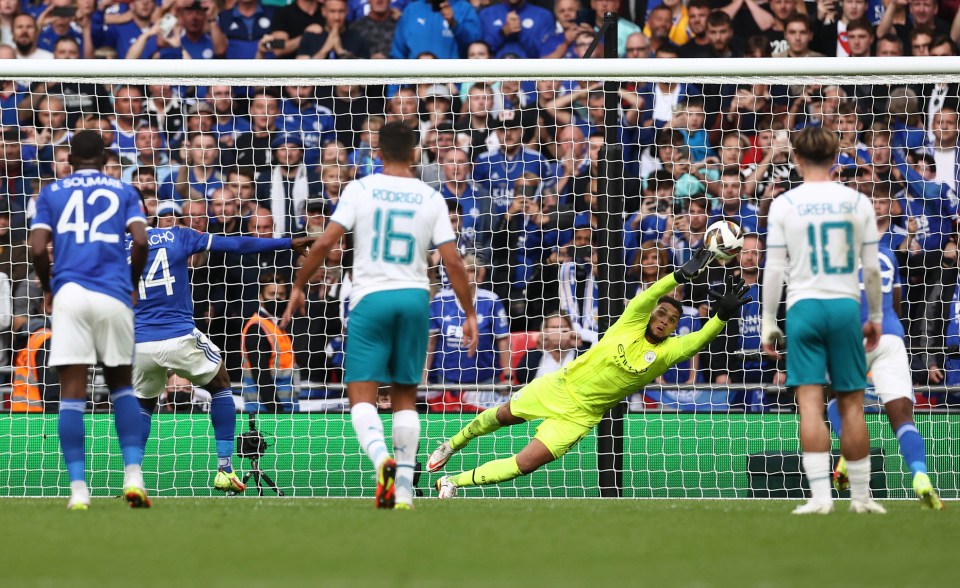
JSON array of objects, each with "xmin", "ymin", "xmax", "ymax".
[{"xmin": 430, "ymin": 248, "xmax": 750, "ymax": 497}]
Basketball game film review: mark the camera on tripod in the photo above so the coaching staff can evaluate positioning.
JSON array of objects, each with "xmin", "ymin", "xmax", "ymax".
[
  {"xmin": 233, "ymin": 414, "xmax": 284, "ymax": 496},
  {"xmin": 237, "ymin": 415, "xmax": 268, "ymax": 459}
]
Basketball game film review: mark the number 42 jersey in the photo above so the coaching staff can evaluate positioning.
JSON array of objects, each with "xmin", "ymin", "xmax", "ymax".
[
  {"xmin": 331, "ymin": 173, "xmax": 456, "ymax": 310},
  {"xmin": 766, "ymin": 181, "xmax": 879, "ymax": 308},
  {"xmin": 32, "ymin": 169, "xmax": 146, "ymax": 306}
]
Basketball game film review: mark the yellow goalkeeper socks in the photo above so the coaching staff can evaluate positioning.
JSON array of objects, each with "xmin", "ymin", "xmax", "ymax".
[
  {"xmin": 449, "ymin": 407, "xmax": 502, "ymax": 451},
  {"xmin": 452, "ymin": 456, "xmax": 522, "ymax": 487}
]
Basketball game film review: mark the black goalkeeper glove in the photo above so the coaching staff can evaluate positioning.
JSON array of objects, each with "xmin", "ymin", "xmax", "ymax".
[
  {"xmin": 674, "ymin": 247, "xmax": 715, "ymax": 283},
  {"xmin": 709, "ymin": 275, "xmax": 752, "ymax": 321}
]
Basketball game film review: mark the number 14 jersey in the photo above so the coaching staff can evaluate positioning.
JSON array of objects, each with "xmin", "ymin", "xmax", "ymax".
[
  {"xmin": 766, "ymin": 181, "xmax": 879, "ymax": 308},
  {"xmin": 331, "ymin": 173, "xmax": 456, "ymax": 310}
]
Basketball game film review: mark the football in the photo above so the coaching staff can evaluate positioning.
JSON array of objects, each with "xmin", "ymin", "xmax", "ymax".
[{"xmin": 704, "ymin": 220, "xmax": 745, "ymax": 261}]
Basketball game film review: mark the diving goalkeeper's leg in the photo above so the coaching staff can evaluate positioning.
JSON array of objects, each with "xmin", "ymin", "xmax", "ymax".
[
  {"xmin": 436, "ymin": 414, "xmax": 589, "ymax": 497},
  {"xmin": 427, "ymin": 402, "xmax": 525, "ymax": 472},
  {"xmin": 436, "ymin": 438, "xmax": 555, "ymax": 498}
]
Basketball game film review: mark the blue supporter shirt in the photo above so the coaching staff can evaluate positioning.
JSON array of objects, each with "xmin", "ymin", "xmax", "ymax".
[
  {"xmin": 112, "ymin": 124, "xmax": 139, "ymax": 163},
  {"xmin": 278, "ymin": 99, "xmax": 335, "ymax": 166},
  {"xmin": 37, "ymin": 23, "xmax": 85, "ymax": 55},
  {"xmin": 218, "ymin": 4, "xmax": 274, "ymax": 59},
  {"xmin": 32, "ymin": 170, "xmax": 146, "ymax": 306},
  {"xmin": 709, "ymin": 202, "xmax": 760, "ymax": 236},
  {"xmin": 429, "ymin": 288, "xmax": 509, "ymax": 383},
  {"xmin": 738, "ymin": 282, "xmax": 764, "ymax": 368},
  {"xmin": 0, "ymin": 85, "xmax": 27, "ymax": 127},
  {"xmin": 391, "ymin": 0, "xmax": 482, "ymax": 59},
  {"xmin": 879, "ymin": 224, "xmax": 908, "ymax": 252},
  {"xmin": 479, "ymin": 1, "xmax": 555, "ymax": 58},
  {"xmin": 104, "ymin": 21, "xmax": 153, "ymax": 58},
  {"xmin": 473, "ymin": 147, "xmax": 558, "ymax": 214},
  {"xmin": 130, "ymin": 226, "xmax": 292, "ymax": 343},
  {"xmin": 440, "ymin": 182, "xmax": 485, "ymax": 244},
  {"xmin": 860, "ymin": 244, "xmax": 904, "ymax": 338}
]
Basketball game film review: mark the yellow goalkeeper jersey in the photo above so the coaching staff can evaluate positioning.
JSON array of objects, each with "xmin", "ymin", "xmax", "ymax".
[{"xmin": 561, "ymin": 273, "xmax": 725, "ymax": 416}]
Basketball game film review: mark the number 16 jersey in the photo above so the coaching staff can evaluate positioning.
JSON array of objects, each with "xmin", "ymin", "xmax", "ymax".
[
  {"xmin": 32, "ymin": 169, "xmax": 146, "ymax": 307},
  {"xmin": 766, "ymin": 181, "xmax": 879, "ymax": 308},
  {"xmin": 330, "ymin": 173, "xmax": 456, "ymax": 310}
]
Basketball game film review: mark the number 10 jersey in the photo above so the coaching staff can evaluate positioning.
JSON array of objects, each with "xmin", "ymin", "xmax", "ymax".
[{"xmin": 766, "ymin": 181, "xmax": 879, "ymax": 309}]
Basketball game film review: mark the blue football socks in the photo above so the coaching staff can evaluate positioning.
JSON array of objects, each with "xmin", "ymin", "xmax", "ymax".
[
  {"xmin": 58, "ymin": 399, "xmax": 87, "ymax": 483},
  {"xmin": 111, "ymin": 387, "xmax": 144, "ymax": 467},
  {"xmin": 895, "ymin": 422, "xmax": 929, "ymax": 476},
  {"xmin": 210, "ymin": 388, "xmax": 236, "ymax": 473}
]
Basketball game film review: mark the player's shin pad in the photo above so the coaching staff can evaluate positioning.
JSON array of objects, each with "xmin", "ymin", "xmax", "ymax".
[{"xmin": 452, "ymin": 456, "xmax": 522, "ymax": 487}]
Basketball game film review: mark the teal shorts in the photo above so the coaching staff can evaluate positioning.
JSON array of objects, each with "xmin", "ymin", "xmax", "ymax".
[
  {"xmin": 345, "ymin": 289, "xmax": 429, "ymax": 385},
  {"xmin": 786, "ymin": 298, "xmax": 867, "ymax": 392}
]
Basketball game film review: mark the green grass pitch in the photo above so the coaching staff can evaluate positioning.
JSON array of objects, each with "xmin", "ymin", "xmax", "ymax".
[{"xmin": 1, "ymin": 498, "xmax": 955, "ymax": 588}]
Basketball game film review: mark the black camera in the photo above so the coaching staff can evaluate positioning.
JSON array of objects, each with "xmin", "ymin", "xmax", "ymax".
[{"xmin": 237, "ymin": 415, "xmax": 269, "ymax": 459}]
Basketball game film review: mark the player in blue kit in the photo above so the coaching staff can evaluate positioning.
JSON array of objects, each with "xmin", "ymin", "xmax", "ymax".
[
  {"xmin": 30, "ymin": 131, "xmax": 150, "ymax": 510},
  {"xmin": 130, "ymin": 221, "xmax": 310, "ymax": 493},
  {"xmin": 828, "ymin": 243, "xmax": 944, "ymax": 509}
]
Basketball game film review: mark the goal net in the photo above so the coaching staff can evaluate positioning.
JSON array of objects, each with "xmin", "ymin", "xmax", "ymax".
[{"xmin": 1, "ymin": 58, "xmax": 959, "ymax": 499}]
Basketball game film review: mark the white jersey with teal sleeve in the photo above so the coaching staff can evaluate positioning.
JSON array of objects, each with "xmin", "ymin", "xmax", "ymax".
[
  {"xmin": 330, "ymin": 173, "xmax": 456, "ymax": 309},
  {"xmin": 766, "ymin": 181, "xmax": 879, "ymax": 308}
]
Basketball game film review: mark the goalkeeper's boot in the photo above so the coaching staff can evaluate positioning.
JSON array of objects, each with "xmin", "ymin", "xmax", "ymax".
[
  {"xmin": 214, "ymin": 467, "xmax": 247, "ymax": 493},
  {"xmin": 123, "ymin": 485, "xmax": 152, "ymax": 509},
  {"xmin": 435, "ymin": 475, "xmax": 458, "ymax": 499},
  {"xmin": 375, "ymin": 458, "xmax": 397, "ymax": 509},
  {"xmin": 849, "ymin": 498, "xmax": 886, "ymax": 514},
  {"xmin": 394, "ymin": 502, "xmax": 414, "ymax": 511},
  {"xmin": 832, "ymin": 456, "xmax": 850, "ymax": 493},
  {"xmin": 913, "ymin": 472, "xmax": 945, "ymax": 511},
  {"xmin": 792, "ymin": 500, "xmax": 833, "ymax": 515},
  {"xmin": 427, "ymin": 441, "xmax": 457, "ymax": 472}
]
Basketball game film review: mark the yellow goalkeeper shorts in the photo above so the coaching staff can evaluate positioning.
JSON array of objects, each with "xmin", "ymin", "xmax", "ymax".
[{"xmin": 508, "ymin": 373, "xmax": 601, "ymax": 459}]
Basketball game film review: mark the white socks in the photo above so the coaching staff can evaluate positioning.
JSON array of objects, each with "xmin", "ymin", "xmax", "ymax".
[
  {"xmin": 846, "ymin": 457, "xmax": 872, "ymax": 502},
  {"xmin": 351, "ymin": 403, "xmax": 389, "ymax": 471},
  {"xmin": 802, "ymin": 452, "xmax": 832, "ymax": 503},
  {"xmin": 124, "ymin": 464, "xmax": 144, "ymax": 489},
  {"xmin": 392, "ymin": 410, "xmax": 420, "ymax": 505},
  {"xmin": 70, "ymin": 480, "xmax": 89, "ymax": 499}
]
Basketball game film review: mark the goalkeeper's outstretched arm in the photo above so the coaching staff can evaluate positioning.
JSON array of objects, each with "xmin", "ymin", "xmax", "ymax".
[
  {"xmin": 622, "ymin": 247, "xmax": 716, "ymax": 324},
  {"xmin": 667, "ymin": 276, "xmax": 752, "ymax": 364}
]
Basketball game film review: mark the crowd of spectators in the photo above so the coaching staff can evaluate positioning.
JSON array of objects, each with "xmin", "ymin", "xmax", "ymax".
[{"xmin": 2, "ymin": 0, "xmax": 960, "ymax": 412}]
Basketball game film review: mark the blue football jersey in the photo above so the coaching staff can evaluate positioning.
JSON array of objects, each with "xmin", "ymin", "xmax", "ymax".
[
  {"xmin": 130, "ymin": 226, "xmax": 212, "ymax": 343},
  {"xmin": 473, "ymin": 148, "xmax": 558, "ymax": 215},
  {"xmin": 429, "ymin": 288, "xmax": 509, "ymax": 384},
  {"xmin": 860, "ymin": 244, "xmax": 905, "ymax": 338},
  {"xmin": 32, "ymin": 170, "xmax": 146, "ymax": 306}
]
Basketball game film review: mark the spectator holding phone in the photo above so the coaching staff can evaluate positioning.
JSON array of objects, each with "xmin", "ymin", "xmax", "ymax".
[
  {"xmin": 391, "ymin": 0, "xmax": 481, "ymax": 59},
  {"xmin": 36, "ymin": 0, "xmax": 92, "ymax": 59},
  {"xmin": 218, "ymin": 0, "xmax": 273, "ymax": 59},
  {"xmin": 479, "ymin": 0, "xmax": 553, "ymax": 59}
]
